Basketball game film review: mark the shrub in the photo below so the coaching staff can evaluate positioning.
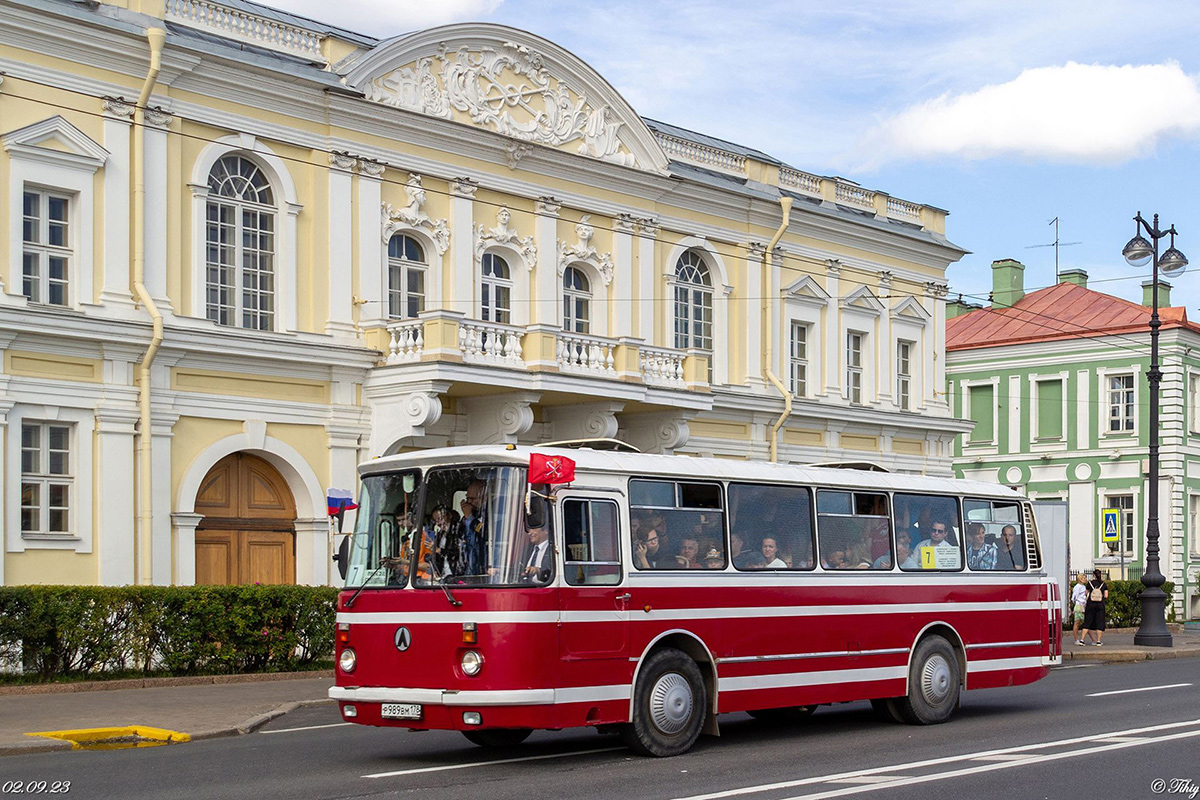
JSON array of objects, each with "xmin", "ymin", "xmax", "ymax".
[
  {"xmin": 0, "ymin": 585, "xmax": 337, "ymax": 682},
  {"xmin": 1104, "ymin": 580, "xmax": 1176, "ymax": 628}
]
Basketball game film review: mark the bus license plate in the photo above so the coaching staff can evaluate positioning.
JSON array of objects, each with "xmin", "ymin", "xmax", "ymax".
[{"xmin": 381, "ymin": 703, "xmax": 422, "ymax": 720}]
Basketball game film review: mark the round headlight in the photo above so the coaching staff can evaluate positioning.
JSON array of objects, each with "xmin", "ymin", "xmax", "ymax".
[
  {"xmin": 339, "ymin": 647, "xmax": 357, "ymax": 673},
  {"xmin": 461, "ymin": 650, "xmax": 484, "ymax": 676}
]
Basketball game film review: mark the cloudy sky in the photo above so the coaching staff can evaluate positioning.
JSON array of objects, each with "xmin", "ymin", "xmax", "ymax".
[{"xmin": 274, "ymin": 0, "xmax": 1200, "ymax": 309}]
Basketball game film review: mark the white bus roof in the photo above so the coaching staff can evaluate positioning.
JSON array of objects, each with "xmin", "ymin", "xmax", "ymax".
[{"xmin": 360, "ymin": 445, "xmax": 1023, "ymax": 501}]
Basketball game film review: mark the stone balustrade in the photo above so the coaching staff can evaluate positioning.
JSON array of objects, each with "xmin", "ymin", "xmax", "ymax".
[
  {"xmin": 386, "ymin": 320, "xmax": 424, "ymax": 364},
  {"xmin": 640, "ymin": 346, "xmax": 686, "ymax": 387},
  {"xmin": 165, "ymin": 0, "xmax": 325, "ymax": 62},
  {"xmin": 556, "ymin": 332, "xmax": 617, "ymax": 376},
  {"xmin": 459, "ymin": 320, "xmax": 525, "ymax": 366}
]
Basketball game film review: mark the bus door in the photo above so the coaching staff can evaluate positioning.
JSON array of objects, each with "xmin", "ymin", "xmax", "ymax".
[{"xmin": 556, "ymin": 492, "xmax": 629, "ymax": 660}]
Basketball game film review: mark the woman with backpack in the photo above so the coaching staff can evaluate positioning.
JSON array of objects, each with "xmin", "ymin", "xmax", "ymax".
[{"xmin": 1079, "ymin": 568, "xmax": 1109, "ymax": 646}]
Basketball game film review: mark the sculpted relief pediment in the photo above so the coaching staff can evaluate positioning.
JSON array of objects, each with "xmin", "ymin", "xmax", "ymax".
[{"xmin": 343, "ymin": 26, "xmax": 669, "ymax": 174}]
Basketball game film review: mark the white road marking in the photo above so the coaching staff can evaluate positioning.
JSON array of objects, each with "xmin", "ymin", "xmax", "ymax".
[
  {"xmin": 1052, "ymin": 663, "xmax": 1098, "ymax": 669},
  {"xmin": 261, "ymin": 722, "xmax": 354, "ymax": 735},
  {"xmin": 1087, "ymin": 682, "xmax": 1192, "ymax": 697},
  {"xmin": 673, "ymin": 718, "xmax": 1200, "ymax": 800},
  {"xmin": 362, "ymin": 746, "xmax": 624, "ymax": 779}
]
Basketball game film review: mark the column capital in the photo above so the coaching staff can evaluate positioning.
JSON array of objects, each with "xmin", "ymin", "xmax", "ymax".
[
  {"xmin": 535, "ymin": 196, "xmax": 562, "ymax": 216},
  {"xmin": 450, "ymin": 177, "xmax": 479, "ymax": 198},
  {"xmin": 101, "ymin": 95, "xmax": 136, "ymax": 120},
  {"xmin": 358, "ymin": 158, "xmax": 387, "ymax": 179},
  {"xmin": 615, "ymin": 213, "xmax": 638, "ymax": 233}
]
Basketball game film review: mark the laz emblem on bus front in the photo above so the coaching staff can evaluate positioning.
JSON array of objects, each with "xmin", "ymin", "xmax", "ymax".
[{"xmin": 394, "ymin": 626, "xmax": 411, "ymax": 652}]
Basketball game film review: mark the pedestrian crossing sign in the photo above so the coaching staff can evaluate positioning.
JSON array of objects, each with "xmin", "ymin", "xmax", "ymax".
[{"xmin": 1100, "ymin": 508, "xmax": 1120, "ymax": 543}]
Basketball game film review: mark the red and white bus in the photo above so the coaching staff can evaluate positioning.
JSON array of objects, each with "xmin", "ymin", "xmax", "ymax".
[{"xmin": 330, "ymin": 444, "xmax": 1061, "ymax": 757}]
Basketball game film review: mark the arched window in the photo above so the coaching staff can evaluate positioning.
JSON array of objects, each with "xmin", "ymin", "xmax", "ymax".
[
  {"xmin": 481, "ymin": 253, "xmax": 511, "ymax": 324},
  {"xmin": 205, "ymin": 155, "xmax": 275, "ymax": 330},
  {"xmin": 387, "ymin": 234, "xmax": 426, "ymax": 320},
  {"xmin": 562, "ymin": 266, "xmax": 591, "ymax": 334},
  {"xmin": 674, "ymin": 250, "xmax": 712, "ymax": 351}
]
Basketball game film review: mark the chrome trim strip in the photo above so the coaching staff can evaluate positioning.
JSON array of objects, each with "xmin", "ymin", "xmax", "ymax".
[
  {"xmin": 965, "ymin": 640, "xmax": 1041, "ymax": 650},
  {"xmin": 718, "ymin": 647, "xmax": 909, "ymax": 664}
]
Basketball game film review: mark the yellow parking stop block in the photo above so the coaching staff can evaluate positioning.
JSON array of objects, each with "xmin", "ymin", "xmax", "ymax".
[{"xmin": 26, "ymin": 726, "xmax": 190, "ymax": 749}]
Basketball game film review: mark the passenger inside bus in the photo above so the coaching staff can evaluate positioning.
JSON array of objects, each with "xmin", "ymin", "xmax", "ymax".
[{"xmin": 676, "ymin": 536, "xmax": 700, "ymax": 568}]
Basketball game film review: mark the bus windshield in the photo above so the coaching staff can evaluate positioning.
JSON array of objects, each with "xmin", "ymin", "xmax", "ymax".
[
  {"xmin": 344, "ymin": 469, "xmax": 422, "ymax": 589},
  {"xmin": 413, "ymin": 465, "xmax": 548, "ymax": 588}
]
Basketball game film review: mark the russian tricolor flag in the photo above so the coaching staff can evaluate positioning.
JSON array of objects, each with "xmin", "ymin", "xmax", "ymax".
[{"xmin": 327, "ymin": 488, "xmax": 358, "ymax": 532}]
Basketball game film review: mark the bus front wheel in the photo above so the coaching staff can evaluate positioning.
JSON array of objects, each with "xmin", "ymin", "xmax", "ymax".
[
  {"xmin": 623, "ymin": 648, "xmax": 706, "ymax": 757},
  {"xmin": 894, "ymin": 636, "xmax": 960, "ymax": 725},
  {"xmin": 461, "ymin": 728, "xmax": 532, "ymax": 748}
]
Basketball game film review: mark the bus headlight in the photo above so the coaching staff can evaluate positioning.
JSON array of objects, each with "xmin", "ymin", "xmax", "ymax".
[
  {"xmin": 461, "ymin": 650, "xmax": 484, "ymax": 676},
  {"xmin": 339, "ymin": 648, "xmax": 357, "ymax": 673}
]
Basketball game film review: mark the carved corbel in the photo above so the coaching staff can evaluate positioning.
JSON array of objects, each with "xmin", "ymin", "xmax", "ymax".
[
  {"xmin": 505, "ymin": 141, "xmax": 533, "ymax": 169},
  {"xmin": 620, "ymin": 412, "xmax": 694, "ymax": 455},
  {"xmin": 462, "ymin": 392, "xmax": 539, "ymax": 445},
  {"xmin": 546, "ymin": 401, "xmax": 625, "ymax": 442}
]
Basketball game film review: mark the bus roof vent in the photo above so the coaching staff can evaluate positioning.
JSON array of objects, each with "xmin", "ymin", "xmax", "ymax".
[
  {"xmin": 541, "ymin": 438, "xmax": 642, "ymax": 453},
  {"xmin": 802, "ymin": 460, "xmax": 890, "ymax": 472}
]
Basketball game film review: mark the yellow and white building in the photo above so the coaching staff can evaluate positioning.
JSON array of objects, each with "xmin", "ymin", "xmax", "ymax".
[{"xmin": 0, "ymin": 0, "xmax": 970, "ymax": 586}]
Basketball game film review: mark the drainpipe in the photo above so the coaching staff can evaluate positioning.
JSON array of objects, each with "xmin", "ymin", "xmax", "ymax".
[
  {"xmin": 133, "ymin": 28, "xmax": 166, "ymax": 584},
  {"xmin": 763, "ymin": 197, "xmax": 793, "ymax": 462}
]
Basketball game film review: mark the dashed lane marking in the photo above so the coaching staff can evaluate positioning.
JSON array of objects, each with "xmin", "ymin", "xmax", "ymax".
[
  {"xmin": 262, "ymin": 722, "xmax": 354, "ymax": 734},
  {"xmin": 1087, "ymin": 682, "xmax": 1192, "ymax": 697},
  {"xmin": 362, "ymin": 746, "xmax": 624, "ymax": 779}
]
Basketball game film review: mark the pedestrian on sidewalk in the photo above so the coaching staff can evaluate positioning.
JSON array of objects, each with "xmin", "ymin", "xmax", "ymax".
[
  {"xmin": 1071, "ymin": 573, "xmax": 1088, "ymax": 645},
  {"xmin": 1079, "ymin": 569, "xmax": 1108, "ymax": 646}
]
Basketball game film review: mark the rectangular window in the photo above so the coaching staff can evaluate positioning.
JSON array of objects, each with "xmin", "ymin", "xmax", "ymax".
[
  {"xmin": 816, "ymin": 490, "xmax": 891, "ymax": 570},
  {"xmin": 894, "ymin": 493, "xmax": 962, "ymax": 571},
  {"xmin": 20, "ymin": 422, "xmax": 73, "ymax": 534},
  {"xmin": 1105, "ymin": 494, "xmax": 1135, "ymax": 554},
  {"xmin": 1190, "ymin": 495, "xmax": 1200, "ymax": 557},
  {"xmin": 21, "ymin": 190, "xmax": 71, "ymax": 306},
  {"xmin": 388, "ymin": 263, "xmax": 426, "ymax": 320},
  {"xmin": 968, "ymin": 384, "xmax": 995, "ymax": 443},
  {"xmin": 790, "ymin": 322, "xmax": 808, "ymax": 397},
  {"xmin": 562, "ymin": 499, "xmax": 621, "ymax": 586},
  {"xmin": 846, "ymin": 332, "xmax": 864, "ymax": 405},
  {"xmin": 896, "ymin": 340, "xmax": 912, "ymax": 411},
  {"xmin": 1108, "ymin": 374, "xmax": 1135, "ymax": 433},
  {"xmin": 963, "ymin": 499, "xmax": 1025, "ymax": 570},
  {"xmin": 629, "ymin": 479, "xmax": 724, "ymax": 570},
  {"xmin": 728, "ymin": 483, "xmax": 814, "ymax": 570},
  {"xmin": 1036, "ymin": 379, "xmax": 1063, "ymax": 440},
  {"xmin": 1190, "ymin": 375, "xmax": 1200, "ymax": 435}
]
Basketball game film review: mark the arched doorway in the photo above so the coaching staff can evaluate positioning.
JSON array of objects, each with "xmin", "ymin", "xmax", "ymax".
[{"xmin": 195, "ymin": 453, "xmax": 297, "ymax": 585}]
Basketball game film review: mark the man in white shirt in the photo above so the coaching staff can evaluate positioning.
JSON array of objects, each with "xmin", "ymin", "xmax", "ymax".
[
  {"xmin": 902, "ymin": 521, "xmax": 960, "ymax": 569},
  {"xmin": 522, "ymin": 524, "xmax": 553, "ymax": 583}
]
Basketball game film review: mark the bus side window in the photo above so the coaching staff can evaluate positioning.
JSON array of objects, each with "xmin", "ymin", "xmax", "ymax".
[{"xmin": 562, "ymin": 499, "xmax": 622, "ymax": 586}]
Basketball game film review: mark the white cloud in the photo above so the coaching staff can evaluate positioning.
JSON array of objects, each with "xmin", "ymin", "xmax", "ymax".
[
  {"xmin": 269, "ymin": 0, "xmax": 502, "ymax": 36},
  {"xmin": 855, "ymin": 61, "xmax": 1200, "ymax": 168}
]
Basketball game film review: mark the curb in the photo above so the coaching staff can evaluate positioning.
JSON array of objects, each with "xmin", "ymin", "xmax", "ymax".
[
  {"xmin": 0, "ymin": 671, "xmax": 334, "ymax": 697},
  {"xmin": 1062, "ymin": 647, "xmax": 1200, "ymax": 662},
  {"xmin": 184, "ymin": 698, "xmax": 336, "ymax": 742}
]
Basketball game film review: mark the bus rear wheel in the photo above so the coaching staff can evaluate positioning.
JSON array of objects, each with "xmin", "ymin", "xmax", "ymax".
[
  {"xmin": 623, "ymin": 648, "xmax": 706, "ymax": 757},
  {"xmin": 893, "ymin": 636, "xmax": 960, "ymax": 725},
  {"xmin": 461, "ymin": 728, "xmax": 532, "ymax": 748}
]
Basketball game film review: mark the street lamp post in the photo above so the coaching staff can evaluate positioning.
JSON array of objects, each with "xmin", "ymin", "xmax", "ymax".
[{"xmin": 1121, "ymin": 212, "xmax": 1187, "ymax": 647}]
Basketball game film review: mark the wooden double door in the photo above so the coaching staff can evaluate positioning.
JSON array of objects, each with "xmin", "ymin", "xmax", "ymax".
[{"xmin": 195, "ymin": 453, "xmax": 297, "ymax": 585}]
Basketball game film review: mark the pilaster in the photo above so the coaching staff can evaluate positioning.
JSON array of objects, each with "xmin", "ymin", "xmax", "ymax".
[
  {"xmin": 326, "ymin": 152, "xmax": 357, "ymax": 335},
  {"xmin": 744, "ymin": 242, "xmax": 766, "ymax": 390},
  {"xmin": 356, "ymin": 159, "xmax": 387, "ymax": 328},
  {"xmin": 171, "ymin": 512, "xmax": 203, "ymax": 586},
  {"xmin": 636, "ymin": 219, "xmax": 658, "ymax": 343},
  {"xmin": 612, "ymin": 214, "xmax": 636, "ymax": 339},
  {"xmin": 449, "ymin": 178, "xmax": 478, "ymax": 316},
  {"xmin": 294, "ymin": 516, "xmax": 330, "ymax": 586},
  {"xmin": 144, "ymin": 106, "xmax": 174, "ymax": 314},
  {"xmin": 824, "ymin": 260, "xmax": 842, "ymax": 398},
  {"xmin": 100, "ymin": 97, "xmax": 135, "ymax": 309},
  {"xmin": 533, "ymin": 197, "xmax": 561, "ymax": 326}
]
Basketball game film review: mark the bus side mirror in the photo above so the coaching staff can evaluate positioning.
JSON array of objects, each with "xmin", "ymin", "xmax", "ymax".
[
  {"xmin": 526, "ymin": 493, "xmax": 548, "ymax": 530},
  {"xmin": 333, "ymin": 536, "xmax": 349, "ymax": 580}
]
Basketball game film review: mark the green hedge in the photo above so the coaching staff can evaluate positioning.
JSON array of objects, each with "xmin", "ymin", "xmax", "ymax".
[
  {"xmin": 0, "ymin": 585, "xmax": 337, "ymax": 682},
  {"xmin": 1103, "ymin": 580, "xmax": 1176, "ymax": 628}
]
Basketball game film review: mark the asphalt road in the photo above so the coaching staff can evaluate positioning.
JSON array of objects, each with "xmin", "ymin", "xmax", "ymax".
[{"xmin": 2, "ymin": 658, "xmax": 1198, "ymax": 800}]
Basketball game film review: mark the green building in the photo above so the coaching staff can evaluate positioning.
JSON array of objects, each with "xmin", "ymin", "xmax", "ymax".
[{"xmin": 947, "ymin": 259, "xmax": 1199, "ymax": 619}]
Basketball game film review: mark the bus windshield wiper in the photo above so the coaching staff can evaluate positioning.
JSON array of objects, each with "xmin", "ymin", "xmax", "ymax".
[
  {"xmin": 345, "ymin": 560, "xmax": 388, "ymax": 608},
  {"xmin": 424, "ymin": 554, "xmax": 462, "ymax": 607}
]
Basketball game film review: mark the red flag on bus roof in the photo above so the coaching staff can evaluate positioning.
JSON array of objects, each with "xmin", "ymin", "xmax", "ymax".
[{"xmin": 529, "ymin": 453, "xmax": 576, "ymax": 484}]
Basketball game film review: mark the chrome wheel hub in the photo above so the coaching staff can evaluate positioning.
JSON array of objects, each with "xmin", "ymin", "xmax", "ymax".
[
  {"xmin": 920, "ymin": 654, "xmax": 952, "ymax": 705},
  {"xmin": 649, "ymin": 672, "xmax": 693, "ymax": 735}
]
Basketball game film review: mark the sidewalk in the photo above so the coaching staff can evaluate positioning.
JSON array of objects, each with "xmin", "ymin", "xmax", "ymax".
[
  {"xmin": 0, "ymin": 673, "xmax": 334, "ymax": 756},
  {"xmin": 2, "ymin": 629, "xmax": 1198, "ymax": 757}
]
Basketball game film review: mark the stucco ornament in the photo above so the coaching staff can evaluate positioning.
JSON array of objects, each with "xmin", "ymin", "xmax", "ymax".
[
  {"xmin": 381, "ymin": 174, "xmax": 450, "ymax": 255},
  {"xmin": 365, "ymin": 41, "xmax": 637, "ymax": 168},
  {"xmin": 474, "ymin": 206, "xmax": 537, "ymax": 269},
  {"xmin": 558, "ymin": 215, "xmax": 614, "ymax": 285}
]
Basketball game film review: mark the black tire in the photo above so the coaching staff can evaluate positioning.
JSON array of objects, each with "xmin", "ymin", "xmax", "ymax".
[
  {"xmin": 893, "ymin": 636, "xmax": 960, "ymax": 725},
  {"xmin": 747, "ymin": 705, "xmax": 817, "ymax": 722},
  {"xmin": 461, "ymin": 728, "xmax": 532, "ymax": 748},
  {"xmin": 622, "ymin": 648, "xmax": 706, "ymax": 757},
  {"xmin": 870, "ymin": 698, "xmax": 906, "ymax": 723}
]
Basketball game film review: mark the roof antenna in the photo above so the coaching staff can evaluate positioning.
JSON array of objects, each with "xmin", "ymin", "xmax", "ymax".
[{"xmin": 1025, "ymin": 217, "xmax": 1081, "ymax": 283}]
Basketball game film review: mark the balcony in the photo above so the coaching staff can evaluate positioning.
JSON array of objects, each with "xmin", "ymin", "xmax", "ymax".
[{"xmin": 375, "ymin": 312, "xmax": 707, "ymax": 395}]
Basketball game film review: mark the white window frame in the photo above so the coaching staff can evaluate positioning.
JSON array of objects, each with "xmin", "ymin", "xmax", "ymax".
[
  {"xmin": 846, "ymin": 330, "xmax": 865, "ymax": 405},
  {"xmin": 663, "ymin": 237, "xmax": 731, "ymax": 385},
  {"xmin": 562, "ymin": 264, "xmax": 592, "ymax": 334},
  {"xmin": 204, "ymin": 155, "xmax": 278, "ymax": 330},
  {"xmin": 387, "ymin": 233, "xmax": 427, "ymax": 320},
  {"xmin": 1029, "ymin": 370, "xmax": 1070, "ymax": 447},
  {"xmin": 896, "ymin": 339, "xmax": 913, "ymax": 411},
  {"xmin": 890, "ymin": 297, "xmax": 932, "ymax": 413},
  {"xmin": 188, "ymin": 135, "xmax": 300, "ymax": 332},
  {"xmin": 20, "ymin": 421, "xmax": 73, "ymax": 536},
  {"xmin": 781, "ymin": 276, "xmax": 829, "ymax": 399},
  {"xmin": 21, "ymin": 189, "xmax": 72, "ymax": 306},
  {"xmin": 1189, "ymin": 371, "xmax": 1200, "ymax": 436},
  {"xmin": 790, "ymin": 321, "xmax": 809, "ymax": 398},
  {"xmin": 1099, "ymin": 369, "xmax": 1138, "ymax": 437},
  {"xmin": 480, "ymin": 251, "xmax": 513, "ymax": 324},
  {"xmin": 6, "ymin": 406, "xmax": 94, "ymax": 553},
  {"xmin": 3, "ymin": 117, "xmax": 106, "ymax": 310},
  {"xmin": 1103, "ymin": 493, "xmax": 1136, "ymax": 557},
  {"xmin": 962, "ymin": 378, "xmax": 1001, "ymax": 452},
  {"xmin": 1190, "ymin": 493, "xmax": 1200, "ymax": 557}
]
